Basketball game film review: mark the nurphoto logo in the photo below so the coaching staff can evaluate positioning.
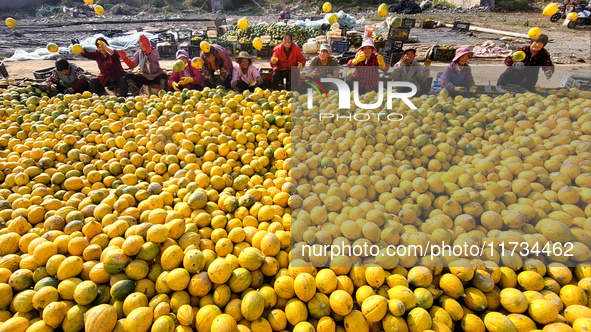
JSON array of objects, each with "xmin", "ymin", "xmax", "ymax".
[{"xmin": 305, "ymin": 77, "xmax": 419, "ymax": 110}]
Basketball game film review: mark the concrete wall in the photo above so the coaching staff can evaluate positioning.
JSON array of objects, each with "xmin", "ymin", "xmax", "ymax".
[{"xmin": 444, "ymin": 0, "xmax": 495, "ymax": 8}]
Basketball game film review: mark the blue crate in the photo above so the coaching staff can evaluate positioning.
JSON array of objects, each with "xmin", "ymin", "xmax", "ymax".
[{"xmin": 332, "ymin": 41, "xmax": 350, "ymax": 54}]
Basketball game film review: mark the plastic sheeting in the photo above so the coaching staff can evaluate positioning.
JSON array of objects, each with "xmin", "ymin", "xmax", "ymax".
[
  {"xmin": 4, "ymin": 32, "xmax": 159, "ymax": 62},
  {"xmin": 293, "ymin": 10, "xmax": 360, "ymax": 29}
]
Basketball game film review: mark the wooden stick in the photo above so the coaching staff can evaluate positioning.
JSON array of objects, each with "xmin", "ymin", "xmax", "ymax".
[{"xmin": 444, "ymin": 23, "xmax": 529, "ymax": 38}]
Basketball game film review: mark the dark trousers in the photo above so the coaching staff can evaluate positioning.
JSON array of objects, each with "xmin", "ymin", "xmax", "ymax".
[
  {"xmin": 497, "ymin": 67, "xmax": 539, "ymax": 91},
  {"xmin": 127, "ymin": 73, "xmax": 168, "ymax": 91},
  {"xmin": 235, "ymin": 80, "xmax": 257, "ymax": 92},
  {"xmin": 89, "ymin": 77, "xmax": 128, "ymax": 96},
  {"xmin": 53, "ymin": 79, "xmax": 90, "ymax": 94},
  {"xmin": 205, "ymin": 75, "xmax": 232, "ymax": 89},
  {"xmin": 272, "ymin": 70, "xmax": 293, "ymax": 91}
]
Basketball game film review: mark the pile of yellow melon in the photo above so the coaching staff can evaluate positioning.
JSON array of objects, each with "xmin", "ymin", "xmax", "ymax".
[{"xmin": 0, "ymin": 83, "xmax": 589, "ymax": 332}]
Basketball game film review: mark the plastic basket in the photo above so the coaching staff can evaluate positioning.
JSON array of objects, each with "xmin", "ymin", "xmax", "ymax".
[
  {"xmin": 384, "ymin": 40, "xmax": 404, "ymax": 51},
  {"xmin": 401, "ymin": 18, "xmax": 416, "ymax": 28},
  {"xmin": 452, "ymin": 21, "xmax": 471, "ymax": 32},
  {"xmin": 177, "ymin": 30, "xmax": 192, "ymax": 42},
  {"xmin": 560, "ymin": 71, "xmax": 591, "ymax": 89},
  {"xmin": 0, "ymin": 62, "xmax": 8, "ymax": 78},
  {"xmin": 158, "ymin": 32, "xmax": 176, "ymax": 44},
  {"xmin": 219, "ymin": 42, "xmax": 234, "ymax": 55},
  {"xmin": 33, "ymin": 67, "xmax": 54, "ymax": 80},
  {"xmin": 384, "ymin": 50, "xmax": 404, "ymax": 66},
  {"xmin": 187, "ymin": 45, "xmax": 201, "ymax": 58},
  {"xmin": 433, "ymin": 48, "xmax": 455, "ymax": 61},
  {"xmin": 233, "ymin": 43, "xmax": 253, "ymax": 55},
  {"xmin": 257, "ymin": 45, "xmax": 274, "ymax": 59},
  {"xmin": 332, "ymin": 41, "xmax": 350, "ymax": 54},
  {"xmin": 214, "ymin": 17, "xmax": 227, "ymax": 28},
  {"xmin": 388, "ymin": 27, "xmax": 411, "ymax": 41},
  {"xmin": 157, "ymin": 45, "xmax": 179, "ymax": 59},
  {"xmin": 348, "ymin": 35, "xmax": 363, "ymax": 48},
  {"xmin": 419, "ymin": 20, "xmax": 436, "ymax": 29}
]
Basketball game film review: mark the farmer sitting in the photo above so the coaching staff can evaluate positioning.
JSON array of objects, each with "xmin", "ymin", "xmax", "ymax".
[
  {"xmin": 47, "ymin": 59, "xmax": 89, "ymax": 94},
  {"xmin": 307, "ymin": 44, "xmax": 340, "ymax": 79},
  {"xmin": 438, "ymin": 47, "xmax": 477, "ymax": 96},
  {"xmin": 120, "ymin": 34, "xmax": 168, "ymax": 92},
  {"xmin": 391, "ymin": 49, "xmax": 431, "ymax": 95},
  {"xmin": 231, "ymin": 51, "xmax": 263, "ymax": 92},
  {"xmin": 200, "ymin": 43, "xmax": 233, "ymax": 89},
  {"xmin": 80, "ymin": 37, "xmax": 128, "ymax": 96},
  {"xmin": 497, "ymin": 34, "xmax": 554, "ymax": 93},
  {"xmin": 346, "ymin": 39, "xmax": 389, "ymax": 94},
  {"xmin": 168, "ymin": 49, "xmax": 204, "ymax": 91},
  {"xmin": 271, "ymin": 33, "xmax": 306, "ymax": 91}
]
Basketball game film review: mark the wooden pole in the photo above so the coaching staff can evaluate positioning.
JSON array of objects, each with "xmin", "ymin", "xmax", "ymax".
[{"xmin": 444, "ymin": 23, "xmax": 529, "ymax": 38}]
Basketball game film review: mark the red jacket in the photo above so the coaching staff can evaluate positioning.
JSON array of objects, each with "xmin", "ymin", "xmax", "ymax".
[
  {"xmin": 270, "ymin": 43, "xmax": 305, "ymax": 72},
  {"xmin": 81, "ymin": 50, "xmax": 126, "ymax": 86},
  {"xmin": 168, "ymin": 65, "xmax": 203, "ymax": 90}
]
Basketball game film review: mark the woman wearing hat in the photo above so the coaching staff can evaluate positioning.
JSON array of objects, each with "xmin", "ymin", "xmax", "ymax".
[
  {"xmin": 308, "ymin": 44, "xmax": 340, "ymax": 80},
  {"xmin": 80, "ymin": 37, "xmax": 128, "ymax": 96},
  {"xmin": 346, "ymin": 39, "xmax": 389, "ymax": 94},
  {"xmin": 497, "ymin": 34, "xmax": 554, "ymax": 93},
  {"xmin": 231, "ymin": 51, "xmax": 263, "ymax": 92},
  {"xmin": 271, "ymin": 33, "xmax": 306, "ymax": 91},
  {"xmin": 391, "ymin": 48, "xmax": 431, "ymax": 95},
  {"xmin": 168, "ymin": 49, "xmax": 204, "ymax": 91},
  {"xmin": 200, "ymin": 44, "xmax": 233, "ymax": 89},
  {"xmin": 120, "ymin": 34, "xmax": 168, "ymax": 93},
  {"xmin": 439, "ymin": 47, "xmax": 477, "ymax": 95}
]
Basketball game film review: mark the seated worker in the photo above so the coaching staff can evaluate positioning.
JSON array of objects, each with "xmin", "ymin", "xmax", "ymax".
[
  {"xmin": 438, "ymin": 47, "xmax": 477, "ymax": 96},
  {"xmin": 47, "ymin": 59, "xmax": 89, "ymax": 94},
  {"xmin": 168, "ymin": 49, "xmax": 204, "ymax": 91},
  {"xmin": 497, "ymin": 34, "xmax": 554, "ymax": 93},
  {"xmin": 307, "ymin": 44, "xmax": 340, "ymax": 79},
  {"xmin": 231, "ymin": 51, "xmax": 263, "ymax": 92},
  {"xmin": 391, "ymin": 48, "xmax": 431, "ymax": 95},
  {"xmin": 120, "ymin": 34, "xmax": 168, "ymax": 92},
  {"xmin": 346, "ymin": 39, "xmax": 389, "ymax": 94},
  {"xmin": 80, "ymin": 37, "xmax": 128, "ymax": 96},
  {"xmin": 200, "ymin": 44, "xmax": 233, "ymax": 89},
  {"xmin": 271, "ymin": 33, "xmax": 306, "ymax": 91}
]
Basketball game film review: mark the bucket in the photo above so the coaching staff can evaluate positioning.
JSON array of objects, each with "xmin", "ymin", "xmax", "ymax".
[{"xmin": 303, "ymin": 41, "xmax": 319, "ymax": 54}]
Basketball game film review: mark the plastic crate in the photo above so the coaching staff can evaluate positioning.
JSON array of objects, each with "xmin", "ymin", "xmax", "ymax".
[
  {"xmin": 257, "ymin": 45, "xmax": 274, "ymax": 59},
  {"xmin": 560, "ymin": 71, "xmax": 591, "ymax": 89},
  {"xmin": 187, "ymin": 45, "xmax": 201, "ymax": 58},
  {"xmin": 419, "ymin": 20, "xmax": 436, "ymax": 29},
  {"xmin": 33, "ymin": 67, "xmax": 54, "ymax": 80},
  {"xmin": 233, "ymin": 43, "xmax": 253, "ymax": 55},
  {"xmin": 158, "ymin": 32, "xmax": 176, "ymax": 44},
  {"xmin": 157, "ymin": 45, "xmax": 179, "ymax": 59},
  {"xmin": 177, "ymin": 30, "xmax": 192, "ymax": 42},
  {"xmin": 452, "ymin": 21, "xmax": 471, "ymax": 32},
  {"xmin": 384, "ymin": 50, "xmax": 404, "ymax": 66},
  {"xmin": 384, "ymin": 40, "xmax": 404, "ymax": 51},
  {"xmin": 401, "ymin": 18, "xmax": 416, "ymax": 28},
  {"xmin": 332, "ymin": 41, "xmax": 350, "ymax": 54},
  {"xmin": 219, "ymin": 42, "xmax": 234, "ymax": 56},
  {"xmin": 433, "ymin": 47, "xmax": 455, "ymax": 61},
  {"xmin": 388, "ymin": 27, "xmax": 411, "ymax": 41},
  {"xmin": 190, "ymin": 35, "xmax": 206, "ymax": 46},
  {"xmin": 348, "ymin": 35, "xmax": 363, "ymax": 48}
]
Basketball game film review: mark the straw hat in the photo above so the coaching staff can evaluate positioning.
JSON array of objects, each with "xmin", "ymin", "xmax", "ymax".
[{"xmin": 235, "ymin": 51, "xmax": 255, "ymax": 64}]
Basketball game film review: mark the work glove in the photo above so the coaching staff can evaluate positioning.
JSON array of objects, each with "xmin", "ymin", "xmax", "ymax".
[
  {"xmin": 139, "ymin": 38, "xmax": 152, "ymax": 54},
  {"xmin": 297, "ymin": 62, "xmax": 303, "ymax": 69},
  {"xmin": 172, "ymin": 82, "xmax": 180, "ymax": 91},
  {"xmin": 352, "ymin": 52, "xmax": 366, "ymax": 65},
  {"xmin": 469, "ymin": 86, "xmax": 477, "ymax": 93},
  {"xmin": 455, "ymin": 87, "xmax": 467, "ymax": 93},
  {"xmin": 512, "ymin": 62, "xmax": 525, "ymax": 70},
  {"xmin": 377, "ymin": 55, "xmax": 386, "ymax": 68},
  {"xmin": 424, "ymin": 59, "xmax": 432, "ymax": 67},
  {"xmin": 179, "ymin": 77, "xmax": 193, "ymax": 85},
  {"xmin": 249, "ymin": 79, "xmax": 257, "ymax": 86},
  {"xmin": 545, "ymin": 70, "xmax": 553, "ymax": 80},
  {"xmin": 271, "ymin": 57, "xmax": 279, "ymax": 65},
  {"xmin": 64, "ymin": 88, "xmax": 74, "ymax": 94},
  {"xmin": 119, "ymin": 50, "xmax": 135, "ymax": 68}
]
